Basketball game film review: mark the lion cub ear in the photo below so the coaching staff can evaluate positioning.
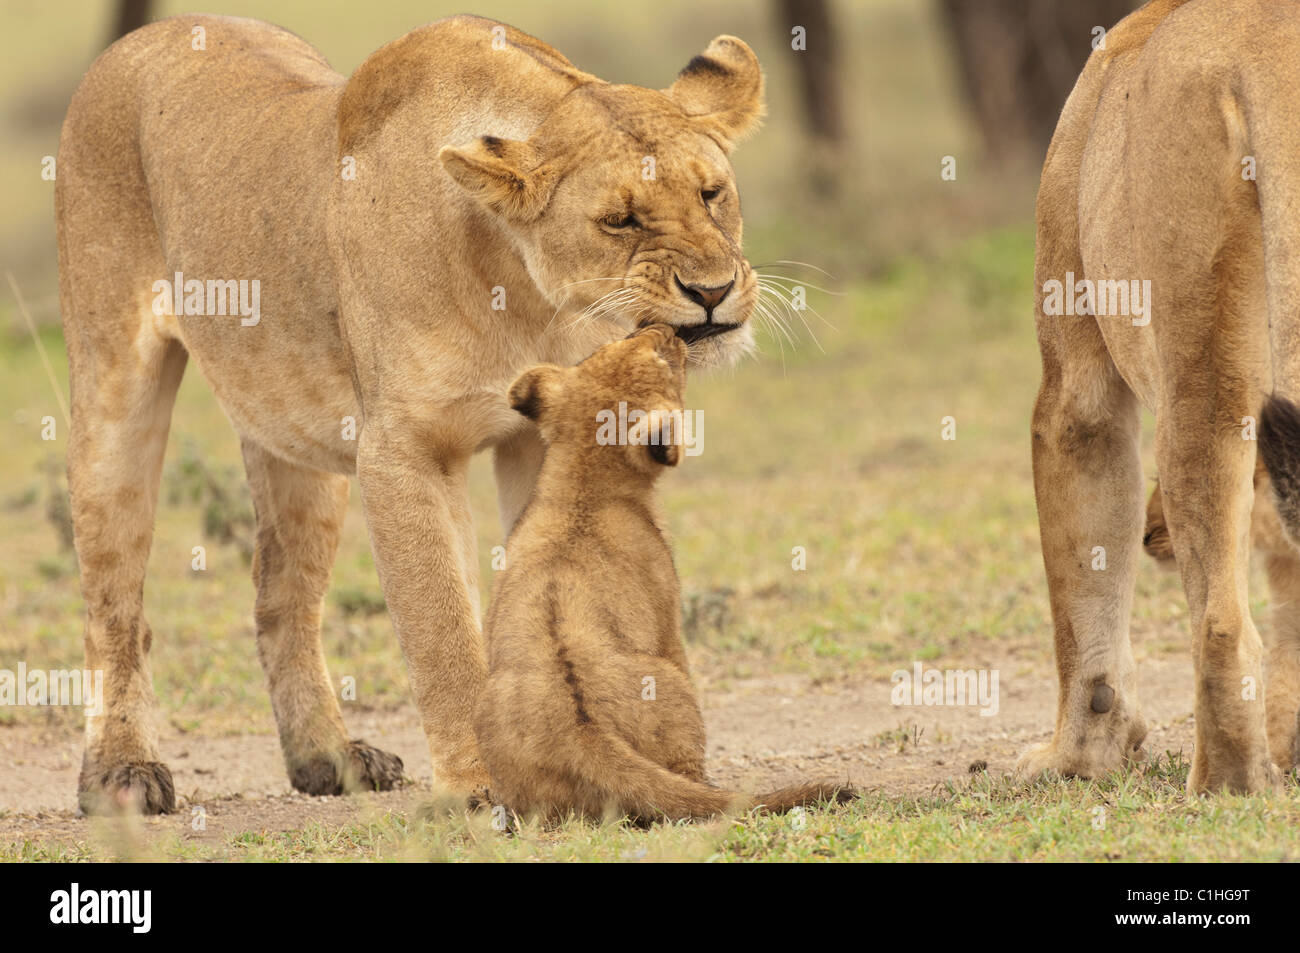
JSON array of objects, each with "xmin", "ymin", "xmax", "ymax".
[
  {"xmin": 439, "ymin": 136, "xmax": 557, "ymax": 222},
  {"xmin": 665, "ymin": 36, "xmax": 765, "ymax": 150},
  {"xmin": 508, "ymin": 364, "xmax": 564, "ymax": 423},
  {"xmin": 648, "ymin": 439, "xmax": 681, "ymax": 468}
]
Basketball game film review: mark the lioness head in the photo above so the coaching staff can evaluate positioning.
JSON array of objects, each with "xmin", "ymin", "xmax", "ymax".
[
  {"xmin": 508, "ymin": 324, "xmax": 688, "ymax": 474},
  {"xmin": 439, "ymin": 37, "xmax": 764, "ymax": 368}
]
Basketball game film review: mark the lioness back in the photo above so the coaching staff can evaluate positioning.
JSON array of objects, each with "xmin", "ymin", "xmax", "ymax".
[{"xmin": 58, "ymin": 14, "xmax": 595, "ymax": 475}]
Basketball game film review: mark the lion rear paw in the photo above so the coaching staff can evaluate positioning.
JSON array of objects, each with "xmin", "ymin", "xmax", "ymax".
[{"xmin": 1016, "ymin": 734, "xmax": 1145, "ymax": 782}]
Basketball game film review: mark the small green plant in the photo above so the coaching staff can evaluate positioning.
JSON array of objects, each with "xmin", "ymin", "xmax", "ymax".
[
  {"xmin": 682, "ymin": 585, "xmax": 735, "ymax": 642},
  {"xmin": 164, "ymin": 438, "xmax": 255, "ymax": 564},
  {"xmin": 872, "ymin": 722, "xmax": 924, "ymax": 753},
  {"xmin": 39, "ymin": 452, "xmax": 72, "ymax": 552},
  {"xmin": 334, "ymin": 584, "xmax": 387, "ymax": 617}
]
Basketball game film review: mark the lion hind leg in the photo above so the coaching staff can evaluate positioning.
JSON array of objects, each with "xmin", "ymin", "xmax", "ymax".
[
  {"xmin": 240, "ymin": 440, "xmax": 405, "ymax": 795},
  {"xmin": 1156, "ymin": 404, "xmax": 1276, "ymax": 793},
  {"xmin": 1019, "ymin": 353, "xmax": 1148, "ymax": 783},
  {"xmin": 1257, "ymin": 516, "xmax": 1300, "ymax": 773}
]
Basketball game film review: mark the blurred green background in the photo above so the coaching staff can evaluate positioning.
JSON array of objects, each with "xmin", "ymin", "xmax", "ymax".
[{"xmin": 1, "ymin": 0, "xmax": 1039, "ymax": 297}]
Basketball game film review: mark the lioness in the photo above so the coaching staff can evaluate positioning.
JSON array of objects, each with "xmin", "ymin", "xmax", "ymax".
[
  {"xmin": 477, "ymin": 325, "xmax": 852, "ymax": 821},
  {"xmin": 1023, "ymin": 0, "xmax": 1300, "ymax": 792},
  {"xmin": 56, "ymin": 15, "xmax": 764, "ymax": 813}
]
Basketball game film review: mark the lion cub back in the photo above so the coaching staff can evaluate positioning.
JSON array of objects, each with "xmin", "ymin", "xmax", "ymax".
[{"xmin": 476, "ymin": 326, "xmax": 714, "ymax": 820}]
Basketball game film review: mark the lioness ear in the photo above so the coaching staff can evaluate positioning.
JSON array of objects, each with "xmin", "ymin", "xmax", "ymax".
[
  {"xmin": 508, "ymin": 364, "xmax": 564, "ymax": 422},
  {"xmin": 665, "ymin": 36, "xmax": 765, "ymax": 150},
  {"xmin": 439, "ymin": 136, "xmax": 557, "ymax": 221}
]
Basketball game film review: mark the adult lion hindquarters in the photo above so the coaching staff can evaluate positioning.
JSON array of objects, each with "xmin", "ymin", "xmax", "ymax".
[
  {"xmin": 56, "ymin": 14, "xmax": 765, "ymax": 813},
  {"xmin": 1023, "ymin": 0, "xmax": 1300, "ymax": 794}
]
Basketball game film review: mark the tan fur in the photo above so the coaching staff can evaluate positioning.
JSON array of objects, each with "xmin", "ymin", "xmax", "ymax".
[
  {"xmin": 476, "ymin": 326, "xmax": 853, "ymax": 821},
  {"xmin": 1144, "ymin": 475, "xmax": 1300, "ymax": 772},
  {"xmin": 1023, "ymin": 0, "xmax": 1300, "ymax": 792},
  {"xmin": 55, "ymin": 14, "xmax": 765, "ymax": 813}
]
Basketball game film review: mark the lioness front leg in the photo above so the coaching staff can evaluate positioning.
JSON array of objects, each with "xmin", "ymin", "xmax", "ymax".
[
  {"xmin": 356, "ymin": 427, "xmax": 490, "ymax": 797},
  {"xmin": 70, "ymin": 338, "xmax": 188, "ymax": 815}
]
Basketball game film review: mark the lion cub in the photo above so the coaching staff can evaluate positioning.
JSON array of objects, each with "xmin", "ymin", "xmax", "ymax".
[{"xmin": 477, "ymin": 325, "xmax": 852, "ymax": 821}]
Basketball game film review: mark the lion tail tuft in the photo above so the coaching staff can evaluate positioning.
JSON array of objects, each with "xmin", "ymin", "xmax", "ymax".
[{"xmin": 750, "ymin": 780, "xmax": 857, "ymax": 813}]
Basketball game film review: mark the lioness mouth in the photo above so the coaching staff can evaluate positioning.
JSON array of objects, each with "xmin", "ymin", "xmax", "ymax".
[{"xmin": 673, "ymin": 321, "xmax": 741, "ymax": 345}]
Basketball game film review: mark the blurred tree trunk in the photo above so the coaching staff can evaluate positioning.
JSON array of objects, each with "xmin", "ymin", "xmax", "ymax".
[
  {"xmin": 938, "ymin": 0, "xmax": 1136, "ymax": 163},
  {"xmin": 775, "ymin": 0, "xmax": 845, "ymax": 145},
  {"xmin": 109, "ymin": 0, "xmax": 153, "ymax": 45}
]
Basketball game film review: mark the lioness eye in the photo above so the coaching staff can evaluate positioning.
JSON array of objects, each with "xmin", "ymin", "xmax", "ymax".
[
  {"xmin": 701, "ymin": 186, "xmax": 723, "ymax": 202},
  {"xmin": 603, "ymin": 213, "xmax": 639, "ymax": 230}
]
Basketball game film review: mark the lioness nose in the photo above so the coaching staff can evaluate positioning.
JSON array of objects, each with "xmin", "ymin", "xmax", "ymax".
[{"xmin": 675, "ymin": 276, "xmax": 734, "ymax": 314}]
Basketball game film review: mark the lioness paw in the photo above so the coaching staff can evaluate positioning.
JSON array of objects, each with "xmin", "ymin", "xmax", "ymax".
[
  {"xmin": 290, "ymin": 740, "xmax": 406, "ymax": 796},
  {"xmin": 78, "ymin": 761, "xmax": 177, "ymax": 816}
]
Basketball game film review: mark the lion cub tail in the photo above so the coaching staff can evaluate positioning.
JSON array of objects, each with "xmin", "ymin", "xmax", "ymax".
[
  {"xmin": 582, "ymin": 729, "xmax": 855, "ymax": 821},
  {"xmin": 750, "ymin": 781, "xmax": 858, "ymax": 814},
  {"xmin": 1259, "ymin": 395, "xmax": 1300, "ymax": 550},
  {"xmin": 580, "ymin": 728, "xmax": 735, "ymax": 819}
]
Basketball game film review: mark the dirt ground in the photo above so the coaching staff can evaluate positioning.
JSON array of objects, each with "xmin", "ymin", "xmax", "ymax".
[{"xmin": 0, "ymin": 651, "xmax": 1197, "ymax": 847}]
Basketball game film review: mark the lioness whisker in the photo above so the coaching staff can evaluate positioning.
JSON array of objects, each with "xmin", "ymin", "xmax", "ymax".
[
  {"xmin": 544, "ymin": 279, "xmax": 631, "ymax": 335},
  {"xmin": 757, "ymin": 279, "xmax": 837, "ymax": 336},
  {"xmin": 753, "ymin": 295, "xmax": 795, "ymax": 351},
  {"xmin": 751, "ymin": 303, "xmax": 790, "ymax": 369},
  {"xmin": 554, "ymin": 277, "xmax": 629, "ymax": 292},
  {"xmin": 751, "ymin": 259, "xmax": 836, "ymax": 279},
  {"xmin": 755, "ymin": 272, "xmax": 845, "ymax": 299},
  {"xmin": 564, "ymin": 288, "xmax": 640, "ymax": 333},
  {"xmin": 756, "ymin": 283, "xmax": 826, "ymax": 354}
]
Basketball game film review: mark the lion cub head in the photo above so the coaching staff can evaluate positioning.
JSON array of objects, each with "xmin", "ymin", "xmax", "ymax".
[
  {"xmin": 439, "ymin": 37, "xmax": 764, "ymax": 369},
  {"xmin": 508, "ymin": 324, "xmax": 689, "ymax": 476},
  {"xmin": 1144, "ymin": 464, "xmax": 1287, "ymax": 567}
]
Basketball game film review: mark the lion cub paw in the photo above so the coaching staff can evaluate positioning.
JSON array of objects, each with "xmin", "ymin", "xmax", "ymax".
[
  {"xmin": 290, "ymin": 740, "xmax": 406, "ymax": 796},
  {"xmin": 78, "ymin": 761, "xmax": 177, "ymax": 816}
]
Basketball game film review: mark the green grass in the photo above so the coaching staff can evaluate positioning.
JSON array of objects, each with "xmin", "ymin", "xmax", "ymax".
[{"xmin": 7, "ymin": 755, "xmax": 1300, "ymax": 862}]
